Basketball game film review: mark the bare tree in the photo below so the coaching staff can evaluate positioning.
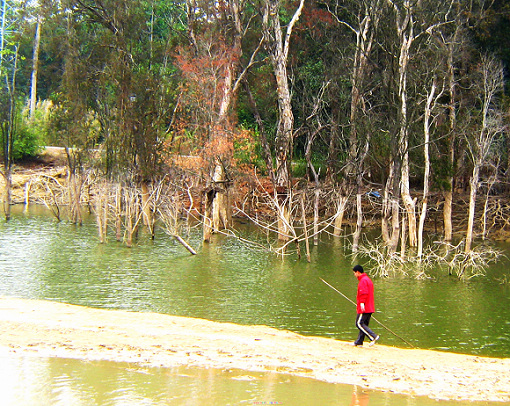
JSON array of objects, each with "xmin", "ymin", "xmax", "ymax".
[
  {"xmin": 158, "ymin": 182, "xmax": 197, "ymax": 255},
  {"xmin": 261, "ymin": 0, "xmax": 304, "ymax": 241},
  {"xmin": 418, "ymin": 77, "xmax": 444, "ymax": 259},
  {"xmin": 464, "ymin": 55, "xmax": 505, "ymax": 253},
  {"xmin": 29, "ymin": 14, "xmax": 42, "ymax": 120},
  {"xmin": 442, "ymin": 20, "xmax": 462, "ymax": 243},
  {"xmin": 327, "ymin": 0, "xmax": 382, "ymax": 251},
  {"xmin": 379, "ymin": 0, "xmax": 455, "ymax": 253}
]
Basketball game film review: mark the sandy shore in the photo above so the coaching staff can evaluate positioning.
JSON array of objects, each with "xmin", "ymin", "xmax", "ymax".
[{"xmin": 0, "ymin": 297, "xmax": 508, "ymax": 402}]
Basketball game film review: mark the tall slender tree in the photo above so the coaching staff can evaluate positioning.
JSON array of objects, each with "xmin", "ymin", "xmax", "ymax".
[
  {"xmin": 261, "ymin": 0, "xmax": 304, "ymax": 240},
  {"xmin": 0, "ymin": 0, "xmax": 23, "ymax": 220},
  {"xmin": 464, "ymin": 55, "xmax": 504, "ymax": 253},
  {"xmin": 327, "ymin": 0, "xmax": 382, "ymax": 250}
]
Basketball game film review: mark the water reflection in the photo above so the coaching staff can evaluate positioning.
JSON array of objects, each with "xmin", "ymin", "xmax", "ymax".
[
  {"xmin": 0, "ymin": 354, "xmax": 500, "ymax": 406},
  {"xmin": 351, "ymin": 386, "xmax": 370, "ymax": 406}
]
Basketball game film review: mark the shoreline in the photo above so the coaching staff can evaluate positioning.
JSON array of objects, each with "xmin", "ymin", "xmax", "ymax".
[{"xmin": 0, "ymin": 297, "xmax": 509, "ymax": 402}]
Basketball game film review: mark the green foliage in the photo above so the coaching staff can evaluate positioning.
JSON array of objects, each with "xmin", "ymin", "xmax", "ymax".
[
  {"xmin": 291, "ymin": 158, "xmax": 308, "ymax": 178},
  {"xmin": 291, "ymin": 155, "xmax": 326, "ymax": 179},
  {"xmin": 12, "ymin": 124, "xmax": 42, "ymax": 160},
  {"xmin": 4, "ymin": 0, "xmax": 508, "ymax": 199},
  {"xmin": 431, "ymin": 157, "xmax": 455, "ymax": 192},
  {"xmin": 0, "ymin": 100, "xmax": 44, "ymax": 162}
]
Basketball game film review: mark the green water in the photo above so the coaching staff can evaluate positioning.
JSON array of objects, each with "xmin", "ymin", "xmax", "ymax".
[
  {"xmin": 0, "ymin": 205, "xmax": 509, "ymax": 405},
  {"xmin": 1, "ymin": 205, "xmax": 509, "ymax": 357}
]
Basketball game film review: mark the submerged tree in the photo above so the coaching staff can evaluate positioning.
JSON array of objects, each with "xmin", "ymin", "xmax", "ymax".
[{"xmin": 463, "ymin": 55, "xmax": 505, "ymax": 253}]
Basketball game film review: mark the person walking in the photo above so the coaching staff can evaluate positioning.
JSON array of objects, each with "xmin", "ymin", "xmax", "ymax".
[{"xmin": 353, "ymin": 264, "xmax": 380, "ymax": 346}]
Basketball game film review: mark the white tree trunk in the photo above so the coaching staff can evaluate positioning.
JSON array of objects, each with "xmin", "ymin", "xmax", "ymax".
[
  {"xmin": 465, "ymin": 165, "xmax": 480, "ymax": 253},
  {"xmin": 333, "ymin": 195, "xmax": 348, "ymax": 236},
  {"xmin": 29, "ymin": 16, "xmax": 42, "ymax": 120},
  {"xmin": 352, "ymin": 193, "xmax": 363, "ymax": 252},
  {"xmin": 262, "ymin": 0, "xmax": 304, "ymax": 240},
  {"xmin": 313, "ymin": 188, "xmax": 320, "ymax": 246},
  {"xmin": 418, "ymin": 79, "xmax": 437, "ymax": 259}
]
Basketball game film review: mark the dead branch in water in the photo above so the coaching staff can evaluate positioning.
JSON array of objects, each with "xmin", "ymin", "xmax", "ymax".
[
  {"xmin": 356, "ymin": 239, "xmax": 502, "ymax": 279},
  {"xmin": 157, "ymin": 183, "xmax": 198, "ymax": 255}
]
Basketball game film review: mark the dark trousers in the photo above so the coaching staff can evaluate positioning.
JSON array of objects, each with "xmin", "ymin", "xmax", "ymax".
[{"xmin": 355, "ymin": 313, "xmax": 377, "ymax": 345}]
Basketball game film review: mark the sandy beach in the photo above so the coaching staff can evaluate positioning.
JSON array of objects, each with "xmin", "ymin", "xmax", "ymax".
[{"xmin": 0, "ymin": 297, "xmax": 508, "ymax": 402}]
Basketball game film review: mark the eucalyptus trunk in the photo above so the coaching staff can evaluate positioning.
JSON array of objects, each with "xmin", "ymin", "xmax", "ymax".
[
  {"xmin": 393, "ymin": 0, "xmax": 417, "ymax": 248},
  {"xmin": 465, "ymin": 165, "xmax": 480, "ymax": 253},
  {"xmin": 262, "ymin": 0, "xmax": 304, "ymax": 241},
  {"xmin": 443, "ymin": 27, "xmax": 458, "ymax": 242},
  {"xmin": 418, "ymin": 79, "xmax": 437, "ymax": 259},
  {"xmin": 29, "ymin": 16, "xmax": 42, "ymax": 120}
]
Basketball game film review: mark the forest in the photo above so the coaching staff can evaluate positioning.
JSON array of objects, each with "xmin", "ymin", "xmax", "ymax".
[{"xmin": 1, "ymin": 0, "xmax": 509, "ymax": 277}]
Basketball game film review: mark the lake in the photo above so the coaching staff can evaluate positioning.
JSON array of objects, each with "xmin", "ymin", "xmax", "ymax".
[{"xmin": 0, "ymin": 205, "xmax": 508, "ymax": 405}]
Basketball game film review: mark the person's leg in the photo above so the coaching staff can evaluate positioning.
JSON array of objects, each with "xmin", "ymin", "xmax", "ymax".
[
  {"xmin": 356, "ymin": 313, "xmax": 377, "ymax": 342},
  {"xmin": 354, "ymin": 314, "xmax": 367, "ymax": 345}
]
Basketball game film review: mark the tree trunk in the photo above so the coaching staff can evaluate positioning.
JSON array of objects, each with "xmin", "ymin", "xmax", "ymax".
[
  {"xmin": 418, "ymin": 79, "xmax": 437, "ymax": 259},
  {"xmin": 68, "ymin": 172, "xmax": 83, "ymax": 225},
  {"xmin": 1, "ymin": 37, "xmax": 18, "ymax": 222},
  {"xmin": 173, "ymin": 235, "xmax": 197, "ymax": 255},
  {"xmin": 330, "ymin": 3, "xmax": 377, "ymax": 245},
  {"xmin": 381, "ymin": 163, "xmax": 393, "ymax": 245},
  {"xmin": 333, "ymin": 194, "xmax": 348, "ymax": 236},
  {"xmin": 203, "ymin": 189, "xmax": 214, "ymax": 243},
  {"xmin": 123, "ymin": 187, "xmax": 140, "ymax": 248},
  {"xmin": 383, "ymin": 159, "xmax": 402, "ymax": 254},
  {"xmin": 300, "ymin": 195, "xmax": 311, "ymax": 262},
  {"xmin": 115, "ymin": 184, "xmax": 122, "ymax": 241},
  {"xmin": 464, "ymin": 56, "xmax": 504, "ymax": 252},
  {"xmin": 401, "ymin": 154, "xmax": 417, "ymax": 247},
  {"xmin": 213, "ymin": 161, "xmax": 231, "ymax": 230},
  {"xmin": 397, "ymin": 36, "xmax": 417, "ymax": 248},
  {"xmin": 273, "ymin": 59, "xmax": 293, "ymax": 192},
  {"xmin": 262, "ymin": 0, "xmax": 304, "ymax": 240},
  {"xmin": 203, "ymin": 160, "xmax": 231, "ymax": 242},
  {"xmin": 141, "ymin": 181, "xmax": 154, "ymax": 238},
  {"xmin": 465, "ymin": 165, "xmax": 480, "ymax": 253},
  {"xmin": 400, "ymin": 217, "xmax": 407, "ymax": 259},
  {"xmin": 389, "ymin": 195, "xmax": 401, "ymax": 254},
  {"xmin": 387, "ymin": 0, "xmax": 418, "ymax": 248},
  {"xmin": 443, "ymin": 27, "xmax": 458, "ymax": 242},
  {"xmin": 313, "ymin": 188, "xmax": 320, "ymax": 246},
  {"xmin": 443, "ymin": 191, "xmax": 453, "ymax": 241},
  {"xmin": 29, "ymin": 16, "xmax": 42, "ymax": 120},
  {"xmin": 2, "ymin": 170, "xmax": 12, "ymax": 220},
  {"xmin": 352, "ymin": 193, "xmax": 363, "ymax": 252},
  {"xmin": 95, "ymin": 184, "xmax": 108, "ymax": 244}
]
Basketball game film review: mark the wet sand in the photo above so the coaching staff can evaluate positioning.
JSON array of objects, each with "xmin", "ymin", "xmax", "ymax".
[{"xmin": 0, "ymin": 297, "xmax": 508, "ymax": 402}]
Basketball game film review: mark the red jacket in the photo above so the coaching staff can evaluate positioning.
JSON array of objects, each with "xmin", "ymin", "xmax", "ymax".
[{"xmin": 356, "ymin": 273, "xmax": 375, "ymax": 314}]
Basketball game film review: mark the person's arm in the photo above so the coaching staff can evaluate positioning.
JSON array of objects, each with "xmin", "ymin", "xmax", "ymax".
[{"xmin": 358, "ymin": 279, "xmax": 369, "ymax": 313}]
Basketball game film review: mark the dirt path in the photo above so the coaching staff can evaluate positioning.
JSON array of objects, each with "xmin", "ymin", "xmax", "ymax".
[{"xmin": 0, "ymin": 297, "xmax": 508, "ymax": 402}]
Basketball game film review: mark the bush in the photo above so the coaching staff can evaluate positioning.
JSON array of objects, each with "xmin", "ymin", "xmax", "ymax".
[{"xmin": 12, "ymin": 125, "xmax": 43, "ymax": 160}]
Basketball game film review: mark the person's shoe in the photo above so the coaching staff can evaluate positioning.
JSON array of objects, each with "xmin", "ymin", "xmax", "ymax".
[
  {"xmin": 351, "ymin": 342, "xmax": 363, "ymax": 347},
  {"xmin": 368, "ymin": 335, "xmax": 380, "ymax": 347}
]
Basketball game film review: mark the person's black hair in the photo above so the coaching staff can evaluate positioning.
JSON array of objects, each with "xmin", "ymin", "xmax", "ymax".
[{"xmin": 352, "ymin": 264, "xmax": 364, "ymax": 273}]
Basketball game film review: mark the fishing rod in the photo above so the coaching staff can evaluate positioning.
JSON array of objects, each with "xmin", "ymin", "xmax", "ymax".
[{"xmin": 319, "ymin": 277, "xmax": 415, "ymax": 348}]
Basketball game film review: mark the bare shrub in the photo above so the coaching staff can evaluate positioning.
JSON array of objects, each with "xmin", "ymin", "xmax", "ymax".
[{"xmin": 356, "ymin": 239, "xmax": 502, "ymax": 280}]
